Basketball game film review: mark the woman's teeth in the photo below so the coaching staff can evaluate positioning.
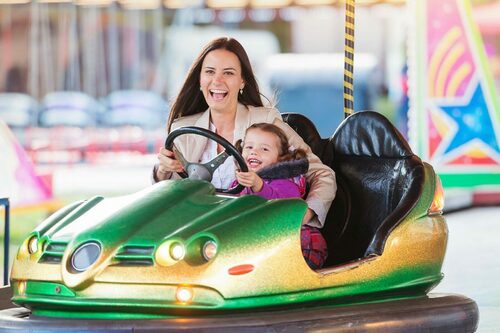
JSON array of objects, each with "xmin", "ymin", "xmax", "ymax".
[{"xmin": 210, "ymin": 89, "xmax": 228, "ymax": 101}]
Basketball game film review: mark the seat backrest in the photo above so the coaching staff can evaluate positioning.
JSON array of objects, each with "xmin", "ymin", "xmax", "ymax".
[
  {"xmin": 281, "ymin": 113, "xmax": 333, "ymax": 165},
  {"xmin": 325, "ymin": 111, "xmax": 424, "ymax": 265}
]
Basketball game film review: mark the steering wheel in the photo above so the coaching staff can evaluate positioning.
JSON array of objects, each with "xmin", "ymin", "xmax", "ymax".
[{"xmin": 164, "ymin": 126, "xmax": 248, "ymax": 194}]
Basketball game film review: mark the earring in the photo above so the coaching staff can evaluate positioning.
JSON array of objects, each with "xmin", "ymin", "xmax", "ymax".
[
  {"xmin": 239, "ymin": 88, "xmax": 243, "ymax": 95},
  {"xmin": 200, "ymin": 86, "xmax": 202, "ymax": 91}
]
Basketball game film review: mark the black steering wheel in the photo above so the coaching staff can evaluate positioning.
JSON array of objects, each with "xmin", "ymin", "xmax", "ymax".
[{"xmin": 164, "ymin": 126, "xmax": 248, "ymax": 194}]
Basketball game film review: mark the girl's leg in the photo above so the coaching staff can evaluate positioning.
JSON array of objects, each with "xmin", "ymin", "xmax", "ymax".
[{"xmin": 300, "ymin": 225, "xmax": 328, "ymax": 269}]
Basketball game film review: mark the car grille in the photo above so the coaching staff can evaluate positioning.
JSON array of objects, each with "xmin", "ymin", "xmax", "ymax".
[
  {"xmin": 38, "ymin": 243, "xmax": 155, "ymax": 266},
  {"xmin": 39, "ymin": 241, "xmax": 68, "ymax": 264},
  {"xmin": 112, "ymin": 245, "xmax": 155, "ymax": 266}
]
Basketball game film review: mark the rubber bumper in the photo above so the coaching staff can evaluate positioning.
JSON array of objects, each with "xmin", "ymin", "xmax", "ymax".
[{"xmin": 0, "ymin": 287, "xmax": 478, "ymax": 333}]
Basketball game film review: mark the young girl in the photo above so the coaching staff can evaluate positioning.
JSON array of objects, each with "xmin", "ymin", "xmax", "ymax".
[{"xmin": 234, "ymin": 123, "xmax": 328, "ymax": 269}]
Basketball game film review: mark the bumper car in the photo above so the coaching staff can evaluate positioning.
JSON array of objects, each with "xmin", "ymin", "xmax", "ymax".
[{"xmin": 0, "ymin": 111, "xmax": 478, "ymax": 332}]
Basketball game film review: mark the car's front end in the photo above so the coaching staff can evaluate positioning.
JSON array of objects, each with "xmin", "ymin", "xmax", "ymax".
[{"xmin": 11, "ymin": 170, "xmax": 447, "ymax": 318}]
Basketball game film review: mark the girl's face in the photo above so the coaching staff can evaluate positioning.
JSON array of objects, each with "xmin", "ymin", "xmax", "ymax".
[
  {"xmin": 200, "ymin": 49, "xmax": 245, "ymax": 114},
  {"xmin": 242, "ymin": 128, "xmax": 281, "ymax": 172}
]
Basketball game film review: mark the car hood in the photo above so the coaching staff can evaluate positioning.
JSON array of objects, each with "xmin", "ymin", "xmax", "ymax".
[{"xmin": 23, "ymin": 180, "xmax": 308, "ymax": 290}]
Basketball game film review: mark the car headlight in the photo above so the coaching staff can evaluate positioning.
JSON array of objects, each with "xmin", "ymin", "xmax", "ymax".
[
  {"xmin": 170, "ymin": 242, "xmax": 185, "ymax": 261},
  {"xmin": 202, "ymin": 240, "xmax": 217, "ymax": 261},
  {"xmin": 155, "ymin": 240, "xmax": 185, "ymax": 266},
  {"xmin": 156, "ymin": 237, "xmax": 217, "ymax": 266},
  {"xmin": 184, "ymin": 237, "xmax": 218, "ymax": 265},
  {"xmin": 70, "ymin": 242, "xmax": 101, "ymax": 273},
  {"xmin": 27, "ymin": 236, "xmax": 38, "ymax": 254}
]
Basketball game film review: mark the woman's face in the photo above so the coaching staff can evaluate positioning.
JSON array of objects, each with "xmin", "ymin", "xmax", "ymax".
[{"xmin": 200, "ymin": 49, "xmax": 245, "ymax": 113}]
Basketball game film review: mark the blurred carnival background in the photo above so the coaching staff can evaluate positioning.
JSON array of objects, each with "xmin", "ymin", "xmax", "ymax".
[{"xmin": 0, "ymin": 0, "xmax": 499, "ymax": 330}]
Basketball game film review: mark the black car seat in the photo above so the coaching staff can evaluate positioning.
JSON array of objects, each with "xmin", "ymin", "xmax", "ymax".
[
  {"xmin": 282, "ymin": 113, "xmax": 333, "ymax": 166},
  {"xmin": 325, "ymin": 111, "xmax": 425, "ymax": 265}
]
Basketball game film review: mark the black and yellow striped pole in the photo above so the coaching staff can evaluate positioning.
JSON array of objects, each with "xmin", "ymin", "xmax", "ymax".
[{"xmin": 343, "ymin": 0, "xmax": 355, "ymax": 118}]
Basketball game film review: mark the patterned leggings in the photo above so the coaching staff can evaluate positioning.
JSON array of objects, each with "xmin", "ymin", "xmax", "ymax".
[{"xmin": 300, "ymin": 225, "xmax": 328, "ymax": 269}]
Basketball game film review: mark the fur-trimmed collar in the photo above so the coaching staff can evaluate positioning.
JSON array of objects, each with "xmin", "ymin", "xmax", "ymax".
[{"xmin": 257, "ymin": 158, "xmax": 309, "ymax": 180}]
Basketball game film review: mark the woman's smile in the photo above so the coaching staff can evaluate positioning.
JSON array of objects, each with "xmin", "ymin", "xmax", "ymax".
[
  {"xmin": 200, "ymin": 49, "xmax": 244, "ymax": 112},
  {"xmin": 209, "ymin": 89, "xmax": 228, "ymax": 102}
]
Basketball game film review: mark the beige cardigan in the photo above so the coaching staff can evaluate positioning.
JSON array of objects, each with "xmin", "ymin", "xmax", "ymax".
[{"xmin": 155, "ymin": 103, "xmax": 336, "ymax": 227}]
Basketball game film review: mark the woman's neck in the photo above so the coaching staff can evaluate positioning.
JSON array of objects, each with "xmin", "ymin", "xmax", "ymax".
[
  {"xmin": 210, "ymin": 107, "xmax": 236, "ymax": 135},
  {"xmin": 210, "ymin": 107, "xmax": 236, "ymax": 153}
]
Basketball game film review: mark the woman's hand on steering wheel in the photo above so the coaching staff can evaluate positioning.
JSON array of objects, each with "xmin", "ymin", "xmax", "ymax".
[
  {"xmin": 164, "ymin": 126, "xmax": 248, "ymax": 194},
  {"xmin": 157, "ymin": 147, "xmax": 185, "ymax": 175}
]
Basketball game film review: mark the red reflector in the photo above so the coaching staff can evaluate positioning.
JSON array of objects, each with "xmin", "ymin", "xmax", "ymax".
[{"xmin": 228, "ymin": 264, "xmax": 254, "ymax": 275}]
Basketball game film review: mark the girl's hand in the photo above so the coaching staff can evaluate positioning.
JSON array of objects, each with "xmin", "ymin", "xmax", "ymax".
[
  {"xmin": 236, "ymin": 171, "xmax": 264, "ymax": 192},
  {"xmin": 156, "ymin": 147, "xmax": 184, "ymax": 179}
]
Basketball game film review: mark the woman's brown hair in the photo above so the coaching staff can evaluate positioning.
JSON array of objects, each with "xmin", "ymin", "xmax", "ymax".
[
  {"xmin": 236, "ymin": 123, "xmax": 307, "ymax": 162},
  {"xmin": 166, "ymin": 37, "xmax": 264, "ymax": 131}
]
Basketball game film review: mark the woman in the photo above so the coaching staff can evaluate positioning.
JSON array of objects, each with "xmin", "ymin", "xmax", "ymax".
[{"xmin": 153, "ymin": 37, "xmax": 336, "ymax": 228}]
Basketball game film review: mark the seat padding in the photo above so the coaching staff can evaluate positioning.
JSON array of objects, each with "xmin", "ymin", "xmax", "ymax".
[
  {"xmin": 333, "ymin": 110, "xmax": 414, "ymax": 158},
  {"xmin": 282, "ymin": 113, "xmax": 333, "ymax": 165},
  {"xmin": 327, "ymin": 111, "xmax": 424, "ymax": 264},
  {"xmin": 282, "ymin": 111, "xmax": 425, "ymax": 265}
]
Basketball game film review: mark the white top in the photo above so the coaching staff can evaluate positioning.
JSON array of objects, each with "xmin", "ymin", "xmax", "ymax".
[{"xmin": 199, "ymin": 122, "xmax": 237, "ymax": 189}]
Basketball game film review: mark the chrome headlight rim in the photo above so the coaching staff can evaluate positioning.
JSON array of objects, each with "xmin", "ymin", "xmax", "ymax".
[
  {"xmin": 27, "ymin": 236, "xmax": 39, "ymax": 254},
  {"xmin": 70, "ymin": 241, "xmax": 102, "ymax": 273},
  {"xmin": 201, "ymin": 240, "xmax": 217, "ymax": 261},
  {"xmin": 169, "ymin": 242, "xmax": 186, "ymax": 261},
  {"xmin": 155, "ymin": 239, "xmax": 186, "ymax": 266}
]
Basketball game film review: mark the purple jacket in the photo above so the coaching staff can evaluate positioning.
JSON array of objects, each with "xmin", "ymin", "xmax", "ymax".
[
  {"xmin": 234, "ymin": 158, "xmax": 309, "ymax": 200},
  {"xmin": 240, "ymin": 178, "xmax": 302, "ymax": 199}
]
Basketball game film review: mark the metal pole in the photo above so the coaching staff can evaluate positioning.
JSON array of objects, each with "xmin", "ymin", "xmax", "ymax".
[{"xmin": 343, "ymin": 0, "xmax": 355, "ymax": 118}]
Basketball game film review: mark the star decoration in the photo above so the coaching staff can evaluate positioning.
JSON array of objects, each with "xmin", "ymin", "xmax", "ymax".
[{"xmin": 438, "ymin": 82, "xmax": 500, "ymax": 156}]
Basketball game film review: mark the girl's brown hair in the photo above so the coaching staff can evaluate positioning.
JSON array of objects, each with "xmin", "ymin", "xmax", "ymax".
[
  {"xmin": 166, "ymin": 37, "xmax": 264, "ymax": 131},
  {"xmin": 236, "ymin": 123, "xmax": 307, "ymax": 162}
]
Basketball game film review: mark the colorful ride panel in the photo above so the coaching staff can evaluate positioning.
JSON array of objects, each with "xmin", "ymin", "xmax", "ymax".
[{"xmin": 409, "ymin": 0, "xmax": 500, "ymax": 192}]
